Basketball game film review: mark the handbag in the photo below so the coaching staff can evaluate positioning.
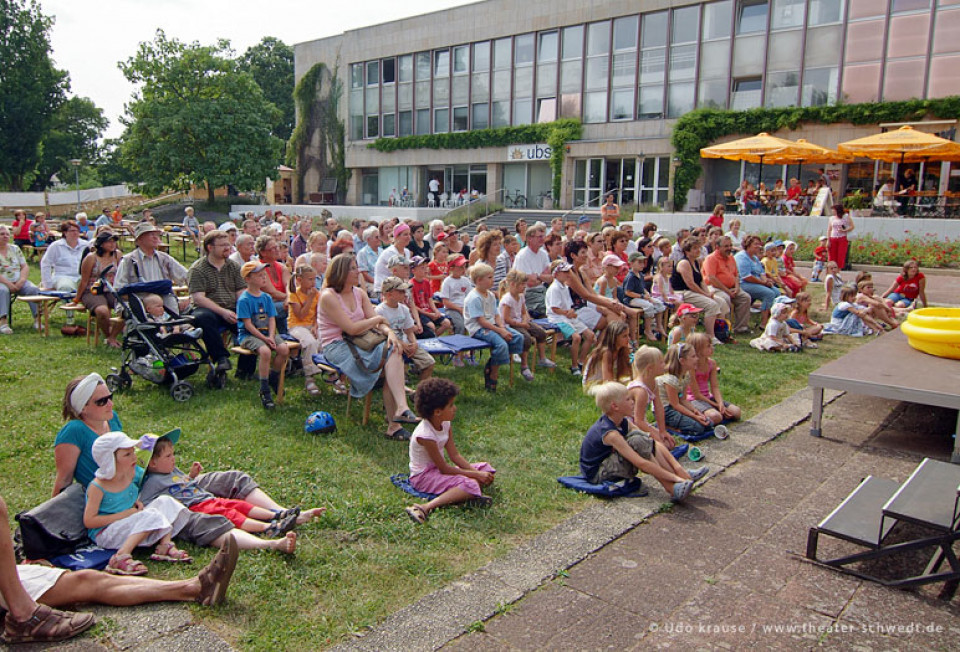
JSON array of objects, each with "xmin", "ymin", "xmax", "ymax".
[{"xmin": 343, "ymin": 328, "xmax": 390, "ymax": 372}]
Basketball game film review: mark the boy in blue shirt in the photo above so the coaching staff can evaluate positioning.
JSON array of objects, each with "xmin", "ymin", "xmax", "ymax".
[{"xmin": 237, "ymin": 262, "xmax": 290, "ymax": 408}]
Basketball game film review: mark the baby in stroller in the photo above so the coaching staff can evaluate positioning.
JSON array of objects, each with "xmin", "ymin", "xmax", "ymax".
[{"xmin": 142, "ymin": 293, "xmax": 200, "ymax": 338}]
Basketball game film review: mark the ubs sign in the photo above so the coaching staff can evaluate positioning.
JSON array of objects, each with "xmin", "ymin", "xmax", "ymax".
[{"xmin": 507, "ymin": 144, "xmax": 552, "ymax": 161}]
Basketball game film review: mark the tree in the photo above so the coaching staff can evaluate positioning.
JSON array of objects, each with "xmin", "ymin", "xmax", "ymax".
[
  {"xmin": 239, "ymin": 37, "xmax": 294, "ymax": 147},
  {"xmin": 31, "ymin": 96, "xmax": 107, "ymax": 190},
  {"xmin": 119, "ymin": 30, "xmax": 283, "ymax": 203},
  {"xmin": 96, "ymin": 138, "xmax": 133, "ymax": 187},
  {"xmin": 0, "ymin": 0, "xmax": 69, "ymax": 190}
]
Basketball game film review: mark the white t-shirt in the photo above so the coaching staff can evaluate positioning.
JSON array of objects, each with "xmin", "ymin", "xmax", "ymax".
[
  {"xmin": 409, "ymin": 418, "xmax": 449, "ymax": 475},
  {"xmin": 428, "ymin": 179, "xmax": 440, "ymax": 194},
  {"xmin": 373, "ymin": 244, "xmax": 412, "ymax": 292},
  {"xmin": 764, "ymin": 318, "xmax": 789, "ymax": 339},
  {"xmin": 545, "ymin": 279, "xmax": 572, "ymax": 323},
  {"xmin": 463, "ymin": 289, "xmax": 498, "ymax": 336},
  {"xmin": 439, "ymin": 275, "xmax": 473, "ymax": 307},
  {"xmin": 375, "ymin": 302, "xmax": 415, "ymax": 340},
  {"xmin": 512, "ymin": 246, "xmax": 550, "ymax": 280},
  {"xmin": 500, "ymin": 292, "xmax": 525, "ymax": 323}
]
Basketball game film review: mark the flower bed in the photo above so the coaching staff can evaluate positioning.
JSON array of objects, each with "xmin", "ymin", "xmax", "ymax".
[{"xmin": 758, "ymin": 232, "xmax": 960, "ymax": 269}]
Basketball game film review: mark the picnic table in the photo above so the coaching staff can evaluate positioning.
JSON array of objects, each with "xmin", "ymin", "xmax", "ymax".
[{"xmin": 808, "ymin": 328, "xmax": 960, "ymax": 462}]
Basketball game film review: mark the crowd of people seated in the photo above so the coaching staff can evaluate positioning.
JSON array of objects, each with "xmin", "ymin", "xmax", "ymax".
[{"xmin": 732, "ymin": 171, "xmax": 833, "ymax": 216}]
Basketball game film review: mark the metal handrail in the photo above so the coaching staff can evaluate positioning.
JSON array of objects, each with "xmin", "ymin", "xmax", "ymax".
[{"xmin": 561, "ymin": 187, "xmax": 620, "ymax": 221}]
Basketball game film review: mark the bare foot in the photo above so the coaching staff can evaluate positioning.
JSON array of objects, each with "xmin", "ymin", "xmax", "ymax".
[
  {"xmin": 106, "ymin": 338, "xmax": 122, "ymax": 348},
  {"xmin": 295, "ymin": 507, "xmax": 326, "ymax": 525},
  {"xmin": 271, "ymin": 531, "xmax": 296, "ymax": 554}
]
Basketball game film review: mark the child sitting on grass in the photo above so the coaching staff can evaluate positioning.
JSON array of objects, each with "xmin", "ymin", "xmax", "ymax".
[
  {"xmin": 685, "ymin": 333, "xmax": 740, "ymax": 425},
  {"xmin": 823, "ymin": 284, "xmax": 881, "ymax": 336},
  {"xmin": 238, "ymin": 262, "xmax": 290, "ymax": 409},
  {"xmin": 464, "ymin": 263, "xmax": 524, "ymax": 391},
  {"xmin": 376, "ymin": 276, "xmax": 436, "ymax": 382},
  {"xmin": 141, "ymin": 434, "xmax": 303, "ymax": 546},
  {"xmin": 84, "ymin": 432, "xmax": 192, "ymax": 576},
  {"xmin": 667, "ymin": 303, "xmax": 702, "ymax": 346},
  {"xmin": 580, "ymin": 381, "xmax": 707, "ymax": 503},
  {"xmin": 882, "ymin": 258, "xmax": 927, "ymax": 309},
  {"xmin": 750, "ymin": 302, "xmax": 801, "ymax": 351},
  {"xmin": 404, "ymin": 378, "xmax": 495, "ymax": 524},
  {"xmin": 856, "ymin": 277, "xmax": 900, "ymax": 329},
  {"xmin": 582, "ymin": 320, "xmax": 632, "ymax": 386},
  {"xmin": 787, "ymin": 292, "xmax": 824, "ymax": 342},
  {"xmin": 657, "ymin": 343, "xmax": 719, "ymax": 439},
  {"xmin": 499, "ymin": 270, "xmax": 553, "ymax": 378},
  {"xmin": 627, "ymin": 346, "xmax": 677, "ymax": 452}
]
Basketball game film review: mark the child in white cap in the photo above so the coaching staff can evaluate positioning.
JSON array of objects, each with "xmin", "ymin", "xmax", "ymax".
[{"xmin": 84, "ymin": 432, "xmax": 192, "ymax": 576}]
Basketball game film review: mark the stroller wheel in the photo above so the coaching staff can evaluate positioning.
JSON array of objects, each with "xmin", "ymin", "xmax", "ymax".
[
  {"xmin": 206, "ymin": 370, "xmax": 227, "ymax": 390},
  {"xmin": 105, "ymin": 373, "xmax": 124, "ymax": 394},
  {"xmin": 170, "ymin": 381, "xmax": 194, "ymax": 402},
  {"xmin": 119, "ymin": 371, "xmax": 133, "ymax": 390}
]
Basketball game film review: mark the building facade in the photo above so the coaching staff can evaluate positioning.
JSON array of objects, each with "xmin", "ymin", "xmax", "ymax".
[{"xmin": 294, "ymin": 0, "xmax": 960, "ymax": 210}]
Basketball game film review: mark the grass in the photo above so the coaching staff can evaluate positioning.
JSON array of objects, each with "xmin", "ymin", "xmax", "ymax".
[{"xmin": 0, "ymin": 258, "xmax": 868, "ymax": 650}]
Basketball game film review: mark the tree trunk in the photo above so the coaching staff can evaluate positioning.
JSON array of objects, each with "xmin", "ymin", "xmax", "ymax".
[{"xmin": 206, "ymin": 182, "xmax": 215, "ymax": 205}]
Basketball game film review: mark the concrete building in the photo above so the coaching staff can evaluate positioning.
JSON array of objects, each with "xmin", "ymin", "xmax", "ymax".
[{"xmin": 294, "ymin": 0, "xmax": 960, "ymax": 211}]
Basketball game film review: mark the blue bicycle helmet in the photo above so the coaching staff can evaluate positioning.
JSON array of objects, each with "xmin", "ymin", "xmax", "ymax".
[{"xmin": 305, "ymin": 411, "xmax": 337, "ymax": 434}]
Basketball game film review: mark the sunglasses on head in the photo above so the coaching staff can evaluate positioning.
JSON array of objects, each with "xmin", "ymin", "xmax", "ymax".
[{"xmin": 94, "ymin": 393, "xmax": 114, "ymax": 406}]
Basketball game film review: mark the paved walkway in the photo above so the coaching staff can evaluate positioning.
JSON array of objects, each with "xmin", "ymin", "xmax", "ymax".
[{"xmin": 442, "ymin": 394, "xmax": 960, "ymax": 650}]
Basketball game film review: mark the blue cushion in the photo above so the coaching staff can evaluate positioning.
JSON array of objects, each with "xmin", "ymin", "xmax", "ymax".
[
  {"xmin": 557, "ymin": 475, "xmax": 644, "ymax": 496},
  {"xmin": 390, "ymin": 473, "xmax": 439, "ymax": 500},
  {"xmin": 438, "ymin": 334, "xmax": 491, "ymax": 352},
  {"xmin": 670, "ymin": 443, "xmax": 689, "ymax": 460},
  {"xmin": 50, "ymin": 545, "xmax": 116, "ymax": 571}
]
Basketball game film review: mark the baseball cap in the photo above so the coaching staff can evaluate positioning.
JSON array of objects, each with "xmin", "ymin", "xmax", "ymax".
[
  {"xmin": 601, "ymin": 254, "xmax": 626, "ymax": 268},
  {"xmin": 410, "ymin": 255, "xmax": 428, "ymax": 268},
  {"xmin": 219, "ymin": 222, "xmax": 238, "ymax": 232},
  {"xmin": 818, "ymin": 235, "xmax": 828, "ymax": 241},
  {"xmin": 550, "ymin": 259, "xmax": 572, "ymax": 273},
  {"xmin": 676, "ymin": 303, "xmax": 703, "ymax": 317},
  {"xmin": 771, "ymin": 302, "xmax": 790, "ymax": 317},
  {"xmin": 241, "ymin": 261, "xmax": 268, "ymax": 278},
  {"xmin": 134, "ymin": 429, "xmax": 182, "ymax": 467},
  {"xmin": 94, "ymin": 231, "xmax": 119, "ymax": 246},
  {"xmin": 386, "ymin": 254, "xmax": 410, "ymax": 268},
  {"xmin": 774, "ymin": 295, "xmax": 797, "ymax": 305},
  {"xmin": 763, "ymin": 241, "xmax": 778, "ymax": 251},
  {"xmin": 773, "ymin": 239, "xmax": 784, "ymax": 247},
  {"xmin": 381, "ymin": 276, "xmax": 411, "ymax": 293},
  {"xmin": 577, "ymin": 215, "xmax": 591, "ymax": 225},
  {"xmin": 449, "ymin": 255, "xmax": 468, "ymax": 267}
]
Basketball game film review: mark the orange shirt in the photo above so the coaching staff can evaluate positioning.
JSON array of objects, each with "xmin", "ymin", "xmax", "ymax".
[
  {"xmin": 702, "ymin": 251, "xmax": 738, "ymax": 290},
  {"xmin": 288, "ymin": 288, "xmax": 318, "ymax": 329}
]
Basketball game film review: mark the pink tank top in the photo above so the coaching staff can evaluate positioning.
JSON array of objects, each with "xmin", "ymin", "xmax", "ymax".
[{"xmin": 318, "ymin": 286, "xmax": 365, "ymax": 347}]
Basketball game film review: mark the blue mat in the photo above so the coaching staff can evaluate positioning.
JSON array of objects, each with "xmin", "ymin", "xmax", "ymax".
[
  {"xmin": 418, "ymin": 338, "xmax": 456, "ymax": 355},
  {"xmin": 391, "ymin": 473, "xmax": 439, "ymax": 500},
  {"xmin": 557, "ymin": 475, "xmax": 644, "ymax": 497},
  {"xmin": 439, "ymin": 335, "xmax": 491, "ymax": 352},
  {"xmin": 50, "ymin": 545, "xmax": 116, "ymax": 571}
]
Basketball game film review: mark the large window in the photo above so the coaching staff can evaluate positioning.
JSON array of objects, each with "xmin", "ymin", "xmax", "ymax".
[
  {"xmin": 639, "ymin": 11, "xmax": 667, "ymax": 119},
  {"xmin": 738, "ymin": 0, "xmax": 769, "ymax": 34}
]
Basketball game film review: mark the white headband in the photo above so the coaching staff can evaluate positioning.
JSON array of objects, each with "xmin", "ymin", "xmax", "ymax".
[{"xmin": 71, "ymin": 373, "xmax": 105, "ymax": 415}]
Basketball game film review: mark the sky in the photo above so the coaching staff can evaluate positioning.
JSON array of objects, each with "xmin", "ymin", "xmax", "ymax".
[{"xmin": 42, "ymin": 0, "xmax": 477, "ymax": 139}]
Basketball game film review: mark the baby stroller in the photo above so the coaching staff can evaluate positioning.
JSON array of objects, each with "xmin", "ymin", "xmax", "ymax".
[{"xmin": 98, "ymin": 274, "xmax": 225, "ymax": 401}]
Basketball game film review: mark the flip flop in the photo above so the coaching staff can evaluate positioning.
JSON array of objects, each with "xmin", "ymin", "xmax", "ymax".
[
  {"xmin": 385, "ymin": 427, "xmax": 411, "ymax": 441},
  {"xmin": 394, "ymin": 409, "xmax": 420, "ymax": 424},
  {"xmin": 405, "ymin": 505, "xmax": 427, "ymax": 524}
]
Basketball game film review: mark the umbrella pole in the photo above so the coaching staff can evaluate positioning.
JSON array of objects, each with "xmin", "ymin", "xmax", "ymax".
[{"xmin": 758, "ymin": 155, "xmax": 764, "ymax": 190}]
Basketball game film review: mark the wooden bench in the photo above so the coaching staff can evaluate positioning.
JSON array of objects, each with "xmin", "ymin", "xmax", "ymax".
[
  {"xmin": 59, "ymin": 303, "xmax": 124, "ymax": 346},
  {"xmin": 230, "ymin": 340, "xmax": 300, "ymax": 404},
  {"xmin": 17, "ymin": 295, "xmax": 62, "ymax": 336}
]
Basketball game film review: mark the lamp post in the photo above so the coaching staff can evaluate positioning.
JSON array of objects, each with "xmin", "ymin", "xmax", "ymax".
[{"xmin": 69, "ymin": 159, "xmax": 82, "ymax": 210}]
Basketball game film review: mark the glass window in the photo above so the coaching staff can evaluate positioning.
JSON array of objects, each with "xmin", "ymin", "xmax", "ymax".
[
  {"xmin": 434, "ymin": 50, "xmax": 450, "ymax": 77},
  {"xmin": 514, "ymin": 66, "xmax": 533, "ymax": 97},
  {"xmin": 416, "ymin": 52, "xmax": 431, "ymax": 80},
  {"xmin": 382, "ymin": 113, "xmax": 395, "ymax": 137},
  {"xmin": 886, "ymin": 14, "xmax": 931, "ymax": 59},
  {"xmin": 560, "ymin": 92, "xmax": 582, "ymax": 118},
  {"xmin": 382, "ymin": 58, "xmax": 396, "ymax": 84},
  {"xmin": 351, "ymin": 63, "xmax": 364, "ymax": 89},
  {"xmin": 801, "ymin": 66, "xmax": 838, "ymax": 105},
  {"xmin": 491, "ymin": 100, "xmax": 509, "ymax": 127},
  {"xmin": 881, "ymin": 59, "xmax": 924, "ymax": 99},
  {"xmin": 583, "ymin": 91, "xmax": 607, "ymax": 123},
  {"xmin": 452, "ymin": 76, "xmax": 468, "ymax": 104},
  {"xmin": 537, "ymin": 62, "xmax": 557, "ymax": 96},
  {"xmin": 472, "ymin": 103, "xmax": 489, "ymax": 129},
  {"xmin": 732, "ymin": 34, "xmax": 765, "ymax": 76},
  {"xmin": 841, "ymin": 63, "xmax": 881, "ymax": 102},
  {"xmin": 453, "ymin": 46, "xmax": 469, "ymax": 74},
  {"xmin": 472, "ymin": 72, "xmax": 490, "ymax": 101},
  {"xmin": 845, "ymin": 20, "xmax": 886, "ymax": 63},
  {"xmin": 638, "ymin": 84, "xmax": 664, "ymax": 118},
  {"xmin": 698, "ymin": 79, "xmax": 728, "ymax": 108},
  {"xmin": 562, "ymin": 25, "xmax": 584, "ymax": 59},
  {"xmin": 669, "ymin": 44, "xmax": 697, "ymax": 82},
  {"xmin": 382, "ymin": 87, "xmax": 395, "ymax": 112},
  {"xmin": 493, "ymin": 70, "xmax": 511, "ymax": 100},
  {"xmin": 933, "ymin": 9, "xmax": 960, "ymax": 54},
  {"xmin": 639, "ymin": 48, "xmax": 666, "ymax": 84},
  {"xmin": 366, "ymin": 115, "xmax": 379, "ymax": 138},
  {"xmin": 809, "ymin": 0, "xmax": 843, "ymax": 24},
  {"xmin": 613, "ymin": 16, "xmax": 639, "ymax": 51},
  {"xmin": 453, "ymin": 106, "xmax": 468, "ymax": 131},
  {"xmin": 365, "ymin": 87, "xmax": 379, "ymax": 114},
  {"xmin": 350, "ymin": 115, "xmax": 363, "ymax": 141},
  {"xmin": 738, "ymin": 1, "xmax": 769, "ymax": 34},
  {"xmin": 765, "ymin": 70, "xmax": 800, "ymax": 106},
  {"xmin": 928, "ymin": 54, "xmax": 960, "ymax": 97},
  {"xmin": 703, "ymin": 0, "xmax": 733, "ymax": 40},
  {"xmin": 612, "ymin": 52, "xmax": 636, "ymax": 87},
  {"xmin": 805, "ymin": 25, "xmax": 842, "ymax": 67},
  {"xmin": 767, "ymin": 29, "xmax": 803, "ymax": 71},
  {"xmin": 473, "ymin": 41, "xmax": 490, "ymax": 71},
  {"xmin": 433, "ymin": 79, "xmax": 449, "ymax": 106},
  {"xmin": 399, "ymin": 111, "xmax": 412, "ymax": 137},
  {"xmin": 416, "ymin": 108, "xmax": 430, "ymax": 134},
  {"xmin": 668, "ymin": 82, "xmax": 695, "ymax": 117},
  {"xmin": 415, "ymin": 81, "xmax": 430, "ymax": 108},
  {"xmin": 494, "ymin": 38, "xmax": 512, "ymax": 69},
  {"xmin": 513, "ymin": 98, "xmax": 532, "ymax": 125},
  {"xmin": 850, "ymin": 0, "xmax": 888, "ymax": 19},
  {"xmin": 642, "ymin": 11, "xmax": 668, "ymax": 48},
  {"xmin": 585, "ymin": 56, "xmax": 609, "ymax": 91},
  {"xmin": 515, "ymin": 33, "xmax": 535, "ymax": 64},
  {"xmin": 366, "ymin": 61, "xmax": 379, "ymax": 86},
  {"xmin": 538, "ymin": 31, "xmax": 558, "ymax": 62},
  {"xmin": 611, "ymin": 88, "xmax": 634, "ymax": 120},
  {"xmin": 398, "ymin": 55, "xmax": 413, "ymax": 83},
  {"xmin": 732, "ymin": 77, "xmax": 762, "ymax": 109},
  {"xmin": 771, "ymin": 0, "xmax": 805, "ymax": 29},
  {"xmin": 892, "ymin": 0, "xmax": 930, "ymax": 11},
  {"xmin": 537, "ymin": 97, "xmax": 557, "ymax": 122},
  {"xmin": 699, "ymin": 40, "xmax": 731, "ymax": 79},
  {"xmin": 434, "ymin": 108, "xmax": 449, "ymax": 133},
  {"xmin": 587, "ymin": 21, "xmax": 611, "ymax": 56},
  {"xmin": 398, "ymin": 83, "xmax": 412, "ymax": 110},
  {"xmin": 561, "ymin": 60, "xmax": 582, "ymax": 93},
  {"xmin": 672, "ymin": 5, "xmax": 700, "ymax": 43}
]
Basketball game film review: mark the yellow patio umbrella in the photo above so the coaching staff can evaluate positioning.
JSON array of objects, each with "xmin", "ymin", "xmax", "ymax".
[
  {"xmin": 700, "ymin": 132, "xmax": 811, "ymax": 186},
  {"xmin": 837, "ymin": 125, "xmax": 960, "ymax": 164},
  {"xmin": 763, "ymin": 138, "xmax": 854, "ymax": 185}
]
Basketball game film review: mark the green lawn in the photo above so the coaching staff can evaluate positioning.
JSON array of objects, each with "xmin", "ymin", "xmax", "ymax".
[{"xmin": 0, "ymin": 260, "xmax": 867, "ymax": 650}]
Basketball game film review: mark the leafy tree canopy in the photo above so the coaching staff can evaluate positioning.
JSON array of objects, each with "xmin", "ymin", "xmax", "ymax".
[
  {"xmin": 31, "ymin": 96, "xmax": 107, "ymax": 190},
  {"xmin": 119, "ymin": 30, "xmax": 283, "ymax": 202},
  {"xmin": 0, "ymin": 0, "xmax": 69, "ymax": 190},
  {"xmin": 239, "ymin": 36, "xmax": 294, "ymax": 147}
]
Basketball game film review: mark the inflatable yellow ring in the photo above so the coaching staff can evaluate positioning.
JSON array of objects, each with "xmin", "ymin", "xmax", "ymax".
[{"xmin": 901, "ymin": 308, "xmax": 960, "ymax": 360}]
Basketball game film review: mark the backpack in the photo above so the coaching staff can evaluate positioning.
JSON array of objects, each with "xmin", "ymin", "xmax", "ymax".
[
  {"xmin": 713, "ymin": 317, "xmax": 731, "ymax": 343},
  {"xmin": 15, "ymin": 483, "xmax": 91, "ymax": 561}
]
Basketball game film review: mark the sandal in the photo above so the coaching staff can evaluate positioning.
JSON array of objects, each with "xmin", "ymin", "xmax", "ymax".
[
  {"xmin": 262, "ymin": 511, "xmax": 299, "ymax": 538},
  {"xmin": 305, "ymin": 377, "xmax": 320, "ymax": 396},
  {"xmin": 1, "ymin": 604, "xmax": 96, "ymax": 645},
  {"xmin": 106, "ymin": 553, "xmax": 149, "ymax": 576},
  {"xmin": 483, "ymin": 362, "xmax": 497, "ymax": 392},
  {"xmin": 394, "ymin": 409, "xmax": 420, "ymax": 424},
  {"xmin": 385, "ymin": 427, "xmax": 411, "ymax": 441},
  {"xmin": 197, "ymin": 534, "xmax": 239, "ymax": 606},
  {"xmin": 467, "ymin": 495, "xmax": 493, "ymax": 508},
  {"xmin": 151, "ymin": 542, "xmax": 193, "ymax": 563},
  {"xmin": 405, "ymin": 505, "xmax": 428, "ymax": 524}
]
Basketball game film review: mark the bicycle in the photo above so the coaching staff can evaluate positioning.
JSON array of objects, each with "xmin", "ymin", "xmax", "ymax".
[
  {"xmin": 505, "ymin": 189, "xmax": 526, "ymax": 208},
  {"xmin": 535, "ymin": 191, "xmax": 552, "ymax": 209}
]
